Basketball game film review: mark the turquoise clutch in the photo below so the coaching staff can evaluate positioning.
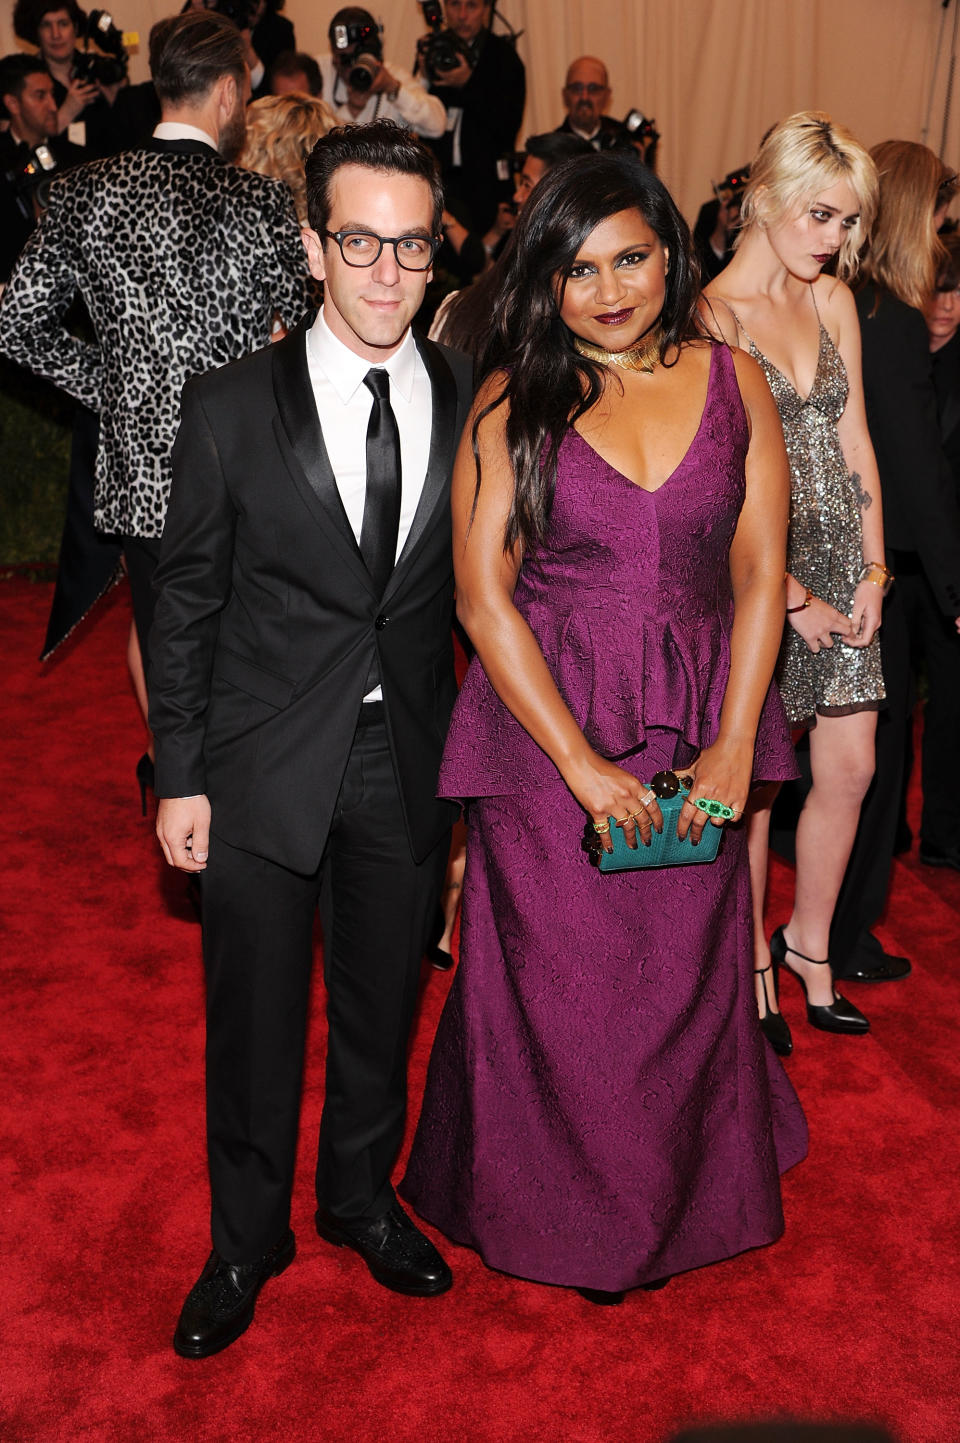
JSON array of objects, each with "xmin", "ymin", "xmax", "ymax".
[{"xmin": 584, "ymin": 782, "xmax": 724, "ymax": 872}]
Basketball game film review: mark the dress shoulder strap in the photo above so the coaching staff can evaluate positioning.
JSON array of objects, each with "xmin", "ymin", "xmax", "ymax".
[
  {"xmin": 724, "ymin": 303, "xmax": 755, "ymax": 350},
  {"xmin": 809, "ymin": 283, "xmax": 824, "ymax": 330}
]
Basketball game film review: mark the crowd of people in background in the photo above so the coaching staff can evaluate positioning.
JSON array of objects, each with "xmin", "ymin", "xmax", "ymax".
[{"xmin": 2, "ymin": 0, "xmax": 959, "ymax": 1354}]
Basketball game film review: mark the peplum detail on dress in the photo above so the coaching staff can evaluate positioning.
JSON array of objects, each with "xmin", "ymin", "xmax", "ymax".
[
  {"xmin": 439, "ymin": 344, "xmax": 796, "ymax": 800},
  {"xmin": 403, "ymin": 341, "xmax": 807, "ymax": 1294}
]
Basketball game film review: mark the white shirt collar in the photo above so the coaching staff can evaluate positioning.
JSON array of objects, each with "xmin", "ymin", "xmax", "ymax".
[
  {"xmin": 308, "ymin": 307, "xmax": 418, "ymax": 405},
  {"xmin": 153, "ymin": 121, "xmax": 219, "ymax": 151}
]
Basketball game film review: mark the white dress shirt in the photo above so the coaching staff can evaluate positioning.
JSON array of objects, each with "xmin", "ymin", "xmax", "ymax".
[
  {"xmin": 305, "ymin": 308, "xmax": 433, "ymax": 699},
  {"xmin": 153, "ymin": 121, "xmax": 219, "ymax": 151}
]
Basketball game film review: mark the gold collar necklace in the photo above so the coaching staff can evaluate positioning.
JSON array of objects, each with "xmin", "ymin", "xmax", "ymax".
[{"xmin": 573, "ymin": 326, "xmax": 662, "ymax": 374}]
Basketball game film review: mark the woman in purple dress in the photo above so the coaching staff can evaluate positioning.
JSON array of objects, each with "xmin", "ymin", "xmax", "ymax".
[{"xmin": 401, "ymin": 151, "xmax": 808, "ymax": 1303}]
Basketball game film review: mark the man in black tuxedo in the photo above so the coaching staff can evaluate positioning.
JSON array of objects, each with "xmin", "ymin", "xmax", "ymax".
[{"xmin": 151, "ymin": 119, "xmax": 473, "ymax": 1359}]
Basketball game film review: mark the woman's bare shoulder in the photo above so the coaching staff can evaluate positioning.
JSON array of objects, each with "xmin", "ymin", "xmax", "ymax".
[
  {"xmin": 728, "ymin": 344, "xmax": 769, "ymax": 397},
  {"xmin": 813, "ymin": 272, "xmax": 857, "ymax": 322},
  {"xmin": 469, "ymin": 370, "xmax": 512, "ymax": 436},
  {"xmin": 697, "ymin": 293, "xmax": 740, "ymax": 347}
]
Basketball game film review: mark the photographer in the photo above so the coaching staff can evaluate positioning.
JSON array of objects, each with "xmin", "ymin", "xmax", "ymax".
[
  {"xmin": 0, "ymin": 53, "xmax": 86, "ymax": 281},
  {"xmin": 12, "ymin": 0, "xmax": 126, "ymax": 156},
  {"xmin": 316, "ymin": 6, "xmax": 444, "ymax": 136},
  {"xmin": 418, "ymin": 0, "xmax": 525, "ymax": 233},
  {"xmin": 693, "ymin": 165, "xmax": 748, "ymax": 282}
]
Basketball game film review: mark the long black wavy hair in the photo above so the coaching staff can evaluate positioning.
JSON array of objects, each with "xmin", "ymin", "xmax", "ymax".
[{"xmin": 471, "ymin": 149, "xmax": 706, "ymax": 553}]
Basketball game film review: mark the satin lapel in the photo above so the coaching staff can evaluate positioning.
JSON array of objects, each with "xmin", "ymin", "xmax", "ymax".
[
  {"xmin": 383, "ymin": 335, "xmax": 459, "ymax": 601},
  {"xmin": 271, "ymin": 319, "xmax": 371, "ymax": 588}
]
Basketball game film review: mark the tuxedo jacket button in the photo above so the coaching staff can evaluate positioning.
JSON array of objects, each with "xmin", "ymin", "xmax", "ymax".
[{"xmin": 375, "ymin": 614, "xmax": 389, "ymax": 630}]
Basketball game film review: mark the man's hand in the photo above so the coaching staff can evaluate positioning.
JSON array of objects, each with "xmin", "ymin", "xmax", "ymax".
[
  {"xmin": 368, "ymin": 63, "xmax": 399, "ymax": 97},
  {"xmin": 434, "ymin": 54, "xmax": 472, "ymax": 88},
  {"xmin": 57, "ymin": 74, "xmax": 99, "ymax": 129},
  {"xmin": 157, "ymin": 795, "xmax": 212, "ymax": 872}
]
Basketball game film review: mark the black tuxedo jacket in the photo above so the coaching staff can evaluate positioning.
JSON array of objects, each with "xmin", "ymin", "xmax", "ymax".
[
  {"xmin": 933, "ymin": 330, "xmax": 960, "ymax": 496},
  {"xmin": 149, "ymin": 319, "xmax": 474, "ymax": 873},
  {"xmin": 857, "ymin": 284, "xmax": 960, "ymax": 617},
  {"xmin": 554, "ymin": 115, "xmax": 625, "ymax": 151}
]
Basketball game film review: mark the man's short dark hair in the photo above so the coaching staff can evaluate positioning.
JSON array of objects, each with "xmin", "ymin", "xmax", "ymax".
[
  {"xmin": 149, "ymin": 10, "xmax": 247, "ymax": 108},
  {"xmin": 305, "ymin": 119, "xmax": 444, "ymax": 237},
  {"xmin": 268, "ymin": 50, "xmax": 323, "ymax": 97},
  {"xmin": 13, "ymin": 0, "xmax": 83, "ymax": 48},
  {"xmin": 524, "ymin": 132, "xmax": 594, "ymax": 169},
  {"xmin": 0, "ymin": 51, "xmax": 50, "ymax": 105}
]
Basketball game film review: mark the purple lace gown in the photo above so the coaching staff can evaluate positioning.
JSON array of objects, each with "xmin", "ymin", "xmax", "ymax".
[{"xmin": 400, "ymin": 345, "xmax": 808, "ymax": 1292}]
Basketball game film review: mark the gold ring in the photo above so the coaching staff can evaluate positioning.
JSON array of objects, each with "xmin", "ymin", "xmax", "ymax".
[
  {"xmin": 614, "ymin": 814, "xmax": 632, "ymax": 825},
  {"xmin": 626, "ymin": 809, "xmax": 647, "ymax": 822},
  {"xmin": 592, "ymin": 820, "xmax": 611, "ymax": 834}
]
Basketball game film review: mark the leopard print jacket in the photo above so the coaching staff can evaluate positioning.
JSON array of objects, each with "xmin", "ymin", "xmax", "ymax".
[{"xmin": 0, "ymin": 145, "xmax": 310, "ymax": 537}]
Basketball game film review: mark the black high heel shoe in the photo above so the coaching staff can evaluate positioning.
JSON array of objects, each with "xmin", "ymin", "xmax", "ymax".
[
  {"xmin": 770, "ymin": 926, "xmax": 869, "ymax": 1035},
  {"xmin": 136, "ymin": 753, "xmax": 155, "ymax": 817},
  {"xmin": 575, "ymin": 1288, "xmax": 625, "ymax": 1305},
  {"xmin": 575, "ymin": 1274, "xmax": 670, "ymax": 1305},
  {"xmin": 755, "ymin": 960, "xmax": 793, "ymax": 1057}
]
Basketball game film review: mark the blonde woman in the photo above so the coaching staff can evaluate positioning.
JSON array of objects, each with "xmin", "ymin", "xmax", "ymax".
[
  {"xmin": 705, "ymin": 112, "xmax": 883, "ymax": 1050},
  {"xmin": 828, "ymin": 143, "xmax": 960, "ymax": 977},
  {"xmin": 240, "ymin": 92, "xmax": 337, "ymax": 224}
]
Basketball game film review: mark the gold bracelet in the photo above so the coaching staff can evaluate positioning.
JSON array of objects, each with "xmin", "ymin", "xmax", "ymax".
[{"xmin": 857, "ymin": 562, "xmax": 894, "ymax": 593}]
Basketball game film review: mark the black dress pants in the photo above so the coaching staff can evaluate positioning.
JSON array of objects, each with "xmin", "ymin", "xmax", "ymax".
[
  {"xmin": 200, "ymin": 712, "xmax": 449, "ymax": 1262},
  {"xmin": 121, "ymin": 534, "xmax": 161, "ymax": 677},
  {"xmin": 896, "ymin": 552, "xmax": 960, "ymax": 850}
]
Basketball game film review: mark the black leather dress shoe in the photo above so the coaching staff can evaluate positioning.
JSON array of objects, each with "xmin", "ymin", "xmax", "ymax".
[
  {"xmin": 842, "ymin": 953, "xmax": 912, "ymax": 982},
  {"xmin": 315, "ymin": 1202, "xmax": 452, "ymax": 1296},
  {"xmin": 919, "ymin": 842, "xmax": 960, "ymax": 872},
  {"xmin": 833, "ymin": 931, "xmax": 912, "ymax": 983},
  {"xmin": 173, "ymin": 1230, "xmax": 295, "ymax": 1359}
]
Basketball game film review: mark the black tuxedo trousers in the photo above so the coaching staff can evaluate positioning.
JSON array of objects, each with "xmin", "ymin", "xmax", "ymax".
[{"xmin": 203, "ymin": 714, "xmax": 448, "ymax": 1259}]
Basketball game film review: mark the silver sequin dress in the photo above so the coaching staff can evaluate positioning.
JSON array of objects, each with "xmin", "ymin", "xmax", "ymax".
[{"xmin": 734, "ymin": 312, "xmax": 885, "ymax": 727}]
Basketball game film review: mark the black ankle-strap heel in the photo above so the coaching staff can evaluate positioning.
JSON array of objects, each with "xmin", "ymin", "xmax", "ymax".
[
  {"xmin": 754, "ymin": 960, "xmax": 792, "ymax": 1056},
  {"xmin": 769, "ymin": 926, "xmax": 869, "ymax": 1035}
]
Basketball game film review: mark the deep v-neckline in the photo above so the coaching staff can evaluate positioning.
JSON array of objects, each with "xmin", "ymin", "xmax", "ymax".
[
  {"xmin": 751, "ymin": 322, "xmax": 829, "ymax": 406},
  {"xmin": 571, "ymin": 346, "xmax": 717, "ymax": 495},
  {"xmin": 727, "ymin": 298, "xmax": 828, "ymax": 405}
]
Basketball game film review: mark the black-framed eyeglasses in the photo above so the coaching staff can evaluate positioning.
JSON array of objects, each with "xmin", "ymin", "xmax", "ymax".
[
  {"xmin": 565, "ymin": 82, "xmax": 606, "ymax": 96},
  {"xmin": 323, "ymin": 229, "xmax": 440, "ymax": 271}
]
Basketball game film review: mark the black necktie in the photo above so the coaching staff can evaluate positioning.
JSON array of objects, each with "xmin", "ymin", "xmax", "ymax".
[{"xmin": 360, "ymin": 369, "xmax": 402, "ymax": 597}]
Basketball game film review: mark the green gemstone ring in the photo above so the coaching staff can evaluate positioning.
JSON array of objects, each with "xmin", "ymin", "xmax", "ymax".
[{"xmin": 694, "ymin": 797, "xmax": 734, "ymax": 820}]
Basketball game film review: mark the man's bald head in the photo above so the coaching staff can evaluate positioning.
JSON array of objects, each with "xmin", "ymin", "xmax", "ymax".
[{"xmin": 562, "ymin": 56, "xmax": 611, "ymax": 136}]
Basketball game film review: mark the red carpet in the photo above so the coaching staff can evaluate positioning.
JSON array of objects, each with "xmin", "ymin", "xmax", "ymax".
[{"xmin": 2, "ymin": 576, "xmax": 958, "ymax": 1443}]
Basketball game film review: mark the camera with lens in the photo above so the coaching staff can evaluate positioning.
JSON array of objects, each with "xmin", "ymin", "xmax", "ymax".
[
  {"xmin": 331, "ymin": 16, "xmax": 383, "ymax": 93},
  {"xmin": 4, "ymin": 141, "xmax": 61, "ymax": 220},
  {"xmin": 72, "ymin": 9, "xmax": 129, "ymax": 87},
  {"xmin": 416, "ymin": 0, "xmax": 471, "ymax": 82}
]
